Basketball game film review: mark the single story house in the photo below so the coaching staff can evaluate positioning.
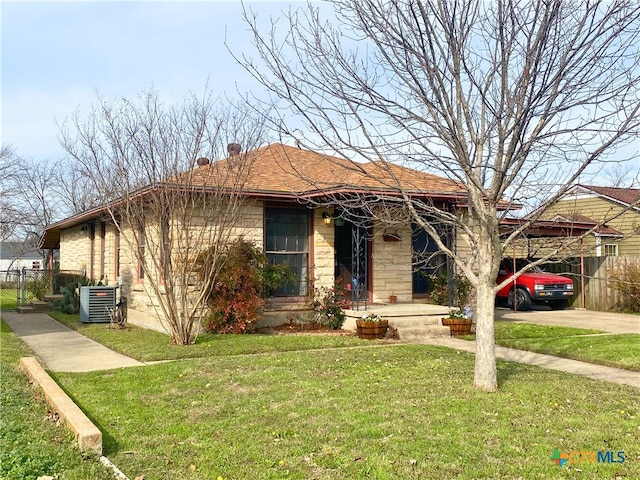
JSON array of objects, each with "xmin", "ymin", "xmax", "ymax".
[
  {"xmin": 541, "ymin": 184, "xmax": 640, "ymax": 257},
  {"xmin": 40, "ymin": 143, "xmax": 476, "ymax": 326},
  {"xmin": 0, "ymin": 241, "xmax": 43, "ymax": 271},
  {"xmin": 40, "ymin": 143, "xmax": 606, "ymax": 328}
]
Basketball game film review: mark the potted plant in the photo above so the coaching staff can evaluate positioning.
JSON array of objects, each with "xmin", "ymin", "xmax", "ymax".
[
  {"xmin": 441, "ymin": 309, "xmax": 461, "ymax": 326},
  {"xmin": 443, "ymin": 309, "xmax": 473, "ymax": 336},
  {"xmin": 356, "ymin": 313, "xmax": 389, "ymax": 339}
]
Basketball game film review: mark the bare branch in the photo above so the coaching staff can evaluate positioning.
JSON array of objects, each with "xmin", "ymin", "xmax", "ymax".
[
  {"xmin": 59, "ymin": 87, "xmax": 268, "ymax": 344},
  {"xmin": 237, "ymin": 0, "xmax": 640, "ymax": 390}
]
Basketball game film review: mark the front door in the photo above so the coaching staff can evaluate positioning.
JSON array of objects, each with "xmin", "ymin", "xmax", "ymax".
[
  {"xmin": 334, "ymin": 218, "xmax": 370, "ymax": 305},
  {"xmin": 412, "ymin": 224, "xmax": 447, "ymax": 296}
]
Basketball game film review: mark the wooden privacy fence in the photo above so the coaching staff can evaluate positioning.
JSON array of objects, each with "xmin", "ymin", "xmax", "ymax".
[{"xmin": 542, "ymin": 256, "xmax": 639, "ymax": 312}]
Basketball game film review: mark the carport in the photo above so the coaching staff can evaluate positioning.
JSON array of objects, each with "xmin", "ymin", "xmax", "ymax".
[{"xmin": 498, "ymin": 217, "xmax": 602, "ymax": 309}]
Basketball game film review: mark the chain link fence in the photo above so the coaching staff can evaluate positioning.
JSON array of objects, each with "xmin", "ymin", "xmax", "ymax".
[{"xmin": 0, "ymin": 269, "xmax": 86, "ymax": 310}]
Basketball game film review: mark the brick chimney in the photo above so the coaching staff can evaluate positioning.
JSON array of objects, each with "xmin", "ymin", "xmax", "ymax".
[
  {"xmin": 227, "ymin": 143, "xmax": 242, "ymax": 156},
  {"xmin": 196, "ymin": 157, "xmax": 210, "ymax": 167}
]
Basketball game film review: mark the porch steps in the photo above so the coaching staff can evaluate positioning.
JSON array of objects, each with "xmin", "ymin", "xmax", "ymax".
[
  {"xmin": 17, "ymin": 301, "xmax": 52, "ymax": 314},
  {"xmin": 345, "ymin": 303, "xmax": 452, "ymax": 339},
  {"xmin": 43, "ymin": 294, "xmax": 64, "ymax": 303}
]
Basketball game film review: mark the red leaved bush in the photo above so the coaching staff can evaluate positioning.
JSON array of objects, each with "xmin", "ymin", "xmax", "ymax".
[{"xmin": 202, "ymin": 239, "xmax": 267, "ymax": 333}]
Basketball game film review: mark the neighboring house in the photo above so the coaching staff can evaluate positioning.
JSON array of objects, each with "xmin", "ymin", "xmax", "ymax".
[
  {"xmin": 0, "ymin": 241, "xmax": 43, "ymax": 271},
  {"xmin": 541, "ymin": 185, "xmax": 640, "ymax": 257},
  {"xmin": 39, "ymin": 143, "xmax": 471, "ymax": 324}
]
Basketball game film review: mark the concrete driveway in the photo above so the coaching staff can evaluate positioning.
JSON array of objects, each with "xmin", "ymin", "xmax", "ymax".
[{"xmin": 495, "ymin": 307, "xmax": 640, "ymax": 334}]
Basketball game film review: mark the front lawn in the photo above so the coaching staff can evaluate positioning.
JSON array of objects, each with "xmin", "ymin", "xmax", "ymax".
[
  {"xmin": 487, "ymin": 321, "xmax": 640, "ymax": 371},
  {"xmin": 494, "ymin": 321, "xmax": 604, "ymax": 340},
  {"xmin": 498, "ymin": 333, "xmax": 640, "ymax": 371},
  {"xmin": 459, "ymin": 322, "xmax": 639, "ymax": 371},
  {"xmin": 54, "ymin": 344, "xmax": 640, "ymax": 480},
  {"xmin": 48, "ymin": 312, "xmax": 384, "ymax": 362},
  {"xmin": 0, "ymin": 320, "xmax": 113, "ymax": 480}
]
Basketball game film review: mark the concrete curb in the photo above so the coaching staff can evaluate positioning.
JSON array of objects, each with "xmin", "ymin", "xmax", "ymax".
[{"xmin": 19, "ymin": 357, "xmax": 102, "ymax": 455}]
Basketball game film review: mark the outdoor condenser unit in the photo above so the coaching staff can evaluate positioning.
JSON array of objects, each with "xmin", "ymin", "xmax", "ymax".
[{"xmin": 80, "ymin": 286, "xmax": 116, "ymax": 323}]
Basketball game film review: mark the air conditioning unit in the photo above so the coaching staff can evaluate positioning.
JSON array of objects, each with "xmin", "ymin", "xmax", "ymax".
[{"xmin": 80, "ymin": 286, "xmax": 117, "ymax": 323}]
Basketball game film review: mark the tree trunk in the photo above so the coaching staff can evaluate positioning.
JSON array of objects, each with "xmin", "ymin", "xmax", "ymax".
[{"xmin": 473, "ymin": 228, "xmax": 500, "ymax": 392}]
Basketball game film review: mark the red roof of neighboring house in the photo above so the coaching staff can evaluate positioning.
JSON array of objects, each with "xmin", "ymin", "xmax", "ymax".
[
  {"xmin": 549, "ymin": 213, "xmax": 623, "ymax": 236},
  {"xmin": 574, "ymin": 184, "xmax": 640, "ymax": 208}
]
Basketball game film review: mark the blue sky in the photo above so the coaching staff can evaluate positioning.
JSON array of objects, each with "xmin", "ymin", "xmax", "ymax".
[
  {"xmin": 1, "ymin": 0, "xmax": 297, "ymax": 162},
  {"xmin": 2, "ymin": 1, "xmax": 637, "ymax": 186}
]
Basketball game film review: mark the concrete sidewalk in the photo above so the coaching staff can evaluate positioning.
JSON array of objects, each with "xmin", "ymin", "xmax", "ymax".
[
  {"xmin": 1, "ymin": 310, "xmax": 638, "ymax": 388},
  {"xmin": 418, "ymin": 336, "xmax": 639, "ymax": 388},
  {"xmin": 2, "ymin": 311, "xmax": 144, "ymax": 372}
]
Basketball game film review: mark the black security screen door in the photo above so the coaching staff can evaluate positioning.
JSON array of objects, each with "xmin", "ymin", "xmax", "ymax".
[
  {"xmin": 412, "ymin": 223, "xmax": 447, "ymax": 295},
  {"xmin": 334, "ymin": 216, "xmax": 369, "ymax": 309},
  {"xmin": 265, "ymin": 207, "xmax": 309, "ymax": 296}
]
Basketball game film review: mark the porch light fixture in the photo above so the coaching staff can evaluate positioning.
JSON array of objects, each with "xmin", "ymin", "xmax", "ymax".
[
  {"xmin": 80, "ymin": 225, "xmax": 88, "ymax": 235},
  {"xmin": 322, "ymin": 212, "xmax": 332, "ymax": 226}
]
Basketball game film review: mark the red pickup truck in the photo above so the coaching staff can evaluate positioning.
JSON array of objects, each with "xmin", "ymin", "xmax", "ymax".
[{"xmin": 496, "ymin": 259, "xmax": 574, "ymax": 311}]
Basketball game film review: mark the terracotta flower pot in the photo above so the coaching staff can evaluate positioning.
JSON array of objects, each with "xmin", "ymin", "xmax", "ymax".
[{"xmin": 389, "ymin": 295, "xmax": 397, "ymax": 304}]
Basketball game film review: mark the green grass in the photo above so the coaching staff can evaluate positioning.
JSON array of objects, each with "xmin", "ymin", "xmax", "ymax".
[
  {"xmin": 0, "ymin": 320, "xmax": 113, "ymax": 480},
  {"xmin": 1, "ymin": 288, "xmax": 19, "ymax": 310},
  {"xmin": 49, "ymin": 312, "xmax": 386, "ymax": 362},
  {"xmin": 494, "ymin": 321, "xmax": 640, "ymax": 371},
  {"xmin": 51, "ymin": 311, "xmax": 640, "ymax": 370},
  {"xmin": 53, "ymin": 344, "xmax": 640, "ymax": 480},
  {"xmin": 498, "ymin": 333, "xmax": 640, "ymax": 371},
  {"xmin": 493, "ymin": 321, "xmax": 605, "ymax": 340},
  {"xmin": 460, "ymin": 321, "xmax": 640, "ymax": 371},
  {"xmin": 1, "ymin": 285, "xmax": 38, "ymax": 310},
  {"xmin": 5, "ymin": 313, "xmax": 639, "ymax": 478}
]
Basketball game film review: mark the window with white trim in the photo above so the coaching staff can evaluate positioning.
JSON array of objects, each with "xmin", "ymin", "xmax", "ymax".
[
  {"xmin": 265, "ymin": 207, "xmax": 309, "ymax": 296},
  {"xmin": 603, "ymin": 244, "xmax": 618, "ymax": 256}
]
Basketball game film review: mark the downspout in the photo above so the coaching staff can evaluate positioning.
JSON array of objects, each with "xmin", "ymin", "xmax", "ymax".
[{"xmin": 594, "ymin": 233, "xmax": 602, "ymax": 257}]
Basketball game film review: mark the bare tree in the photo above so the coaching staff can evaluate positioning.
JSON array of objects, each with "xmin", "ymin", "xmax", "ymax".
[
  {"xmin": 60, "ymin": 88, "xmax": 267, "ymax": 345},
  {"xmin": 239, "ymin": 0, "xmax": 640, "ymax": 390},
  {"xmin": 0, "ymin": 144, "xmax": 22, "ymax": 241},
  {"xmin": 0, "ymin": 146, "xmax": 63, "ymax": 245},
  {"xmin": 604, "ymin": 163, "xmax": 639, "ymax": 189},
  {"xmin": 53, "ymin": 160, "xmax": 105, "ymax": 215}
]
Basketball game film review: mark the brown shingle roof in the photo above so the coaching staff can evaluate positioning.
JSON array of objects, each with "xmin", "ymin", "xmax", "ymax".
[
  {"xmin": 576, "ymin": 184, "xmax": 640, "ymax": 207},
  {"xmin": 186, "ymin": 143, "xmax": 465, "ymax": 198}
]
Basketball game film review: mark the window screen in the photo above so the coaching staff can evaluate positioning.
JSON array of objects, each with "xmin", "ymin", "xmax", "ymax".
[{"xmin": 265, "ymin": 207, "xmax": 309, "ymax": 296}]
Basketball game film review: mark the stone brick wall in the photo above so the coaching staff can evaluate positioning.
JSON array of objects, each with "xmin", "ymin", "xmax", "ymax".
[
  {"xmin": 110, "ymin": 200, "xmax": 266, "ymax": 323},
  {"xmin": 59, "ymin": 226, "xmax": 91, "ymax": 275},
  {"xmin": 59, "ymin": 201, "xmax": 475, "ymax": 329},
  {"xmin": 313, "ymin": 208, "xmax": 336, "ymax": 293},
  {"xmin": 371, "ymin": 224, "xmax": 413, "ymax": 303}
]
